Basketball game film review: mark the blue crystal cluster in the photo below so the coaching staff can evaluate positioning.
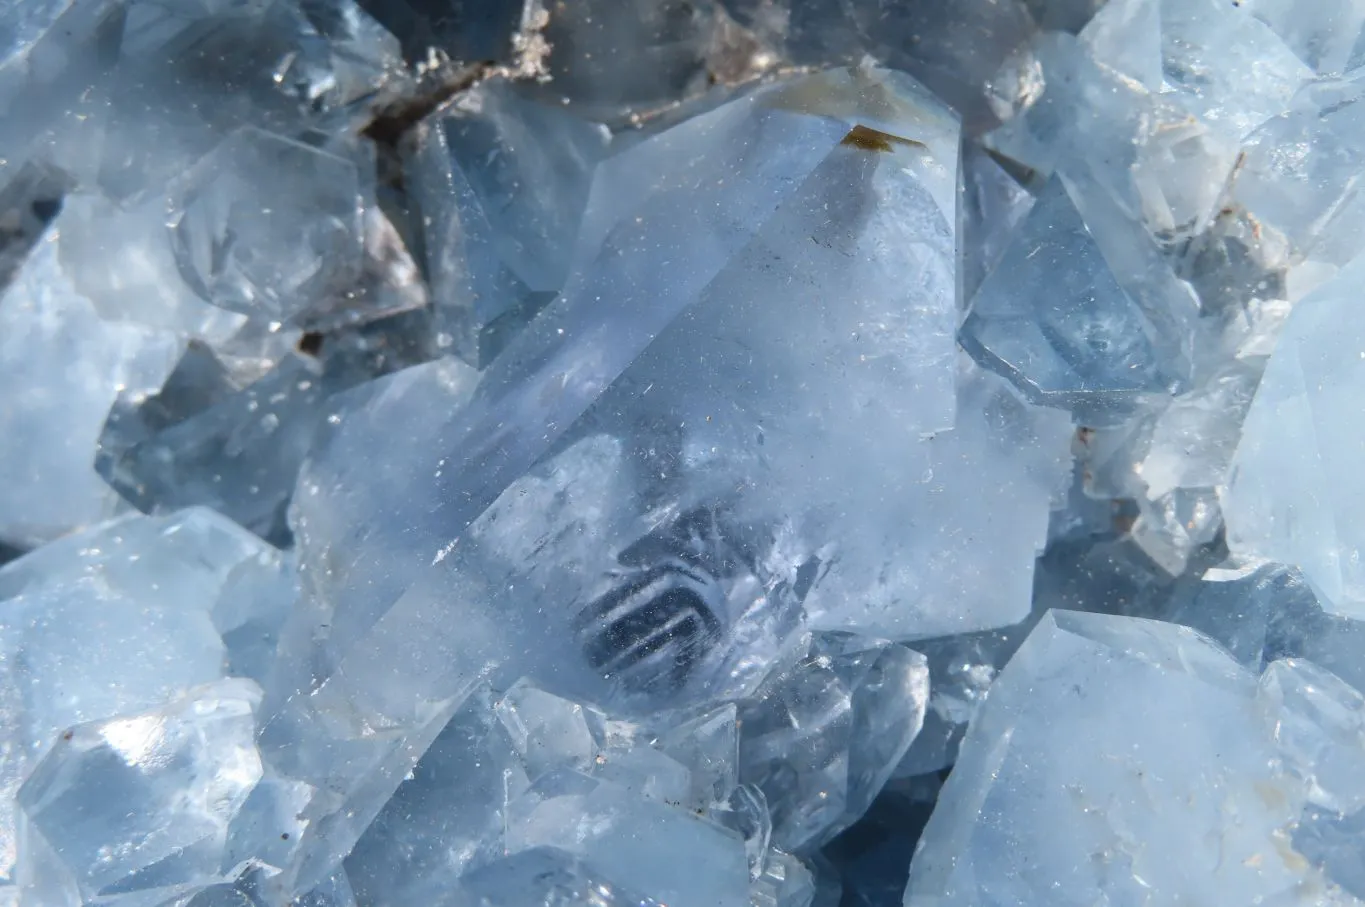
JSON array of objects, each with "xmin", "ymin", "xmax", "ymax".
[{"xmin": 2, "ymin": 0, "xmax": 1365, "ymax": 904}]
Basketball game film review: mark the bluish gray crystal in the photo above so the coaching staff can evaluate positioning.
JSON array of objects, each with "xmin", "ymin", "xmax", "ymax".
[
  {"xmin": 0, "ymin": 0, "xmax": 120, "ymax": 191},
  {"xmin": 169, "ymin": 128, "xmax": 366, "ymax": 325},
  {"xmin": 406, "ymin": 78, "xmax": 609, "ymax": 364},
  {"xmin": 961, "ymin": 175, "xmax": 1198, "ymax": 420},
  {"xmin": 961, "ymin": 143, "xmax": 1033, "ymax": 304},
  {"xmin": 98, "ymin": 351, "xmax": 328, "ymax": 545},
  {"xmin": 1154, "ymin": 559, "xmax": 1365, "ymax": 692}
]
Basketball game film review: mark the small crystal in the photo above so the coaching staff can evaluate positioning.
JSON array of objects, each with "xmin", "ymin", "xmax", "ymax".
[
  {"xmin": 168, "ymin": 128, "xmax": 365, "ymax": 325},
  {"xmin": 17, "ymin": 679, "xmax": 263, "ymax": 907},
  {"xmin": 961, "ymin": 175, "xmax": 1198, "ymax": 421},
  {"xmin": 738, "ymin": 635, "xmax": 928, "ymax": 852}
]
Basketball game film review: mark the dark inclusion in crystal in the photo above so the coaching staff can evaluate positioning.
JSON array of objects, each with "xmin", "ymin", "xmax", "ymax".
[{"xmin": 575, "ymin": 557, "xmax": 725, "ymax": 695}]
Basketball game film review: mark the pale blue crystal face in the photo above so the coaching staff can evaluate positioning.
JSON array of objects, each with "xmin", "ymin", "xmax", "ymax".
[
  {"xmin": 0, "ymin": 237, "xmax": 180, "ymax": 548},
  {"xmin": 0, "ymin": 508, "xmax": 291, "ymax": 899},
  {"xmin": 1224, "ymin": 252, "xmax": 1365, "ymax": 619},
  {"xmin": 169, "ymin": 128, "xmax": 365, "ymax": 324},
  {"xmin": 17, "ymin": 679, "xmax": 263, "ymax": 907},
  {"xmin": 406, "ymin": 79, "xmax": 609, "ymax": 364},
  {"xmin": 1157, "ymin": 0, "xmax": 1312, "ymax": 139},
  {"xmin": 961, "ymin": 176, "xmax": 1197, "ymax": 421},
  {"xmin": 98, "ymin": 0, "xmax": 402, "ymax": 203},
  {"xmin": 1242, "ymin": 0, "xmax": 1365, "ymax": 74},
  {"xmin": 1226, "ymin": 73, "xmax": 1365, "ymax": 269},
  {"xmin": 906, "ymin": 611, "xmax": 1361, "ymax": 905}
]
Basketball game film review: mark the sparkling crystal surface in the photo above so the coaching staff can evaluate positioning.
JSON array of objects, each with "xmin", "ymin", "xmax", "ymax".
[
  {"xmin": 906, "ymin": 611, "xmax": 1365, "ymax": 904},
  {"xmin": 17, "ymin": 679, "xmax": 263, "ymax": 907},
  {"xmin": 4, "ymin": 0, "xmax": 1363, "ymax": 903},
  {"xmin": 0, "ymin": 237, "xmax": 180, "ymax": 547}
]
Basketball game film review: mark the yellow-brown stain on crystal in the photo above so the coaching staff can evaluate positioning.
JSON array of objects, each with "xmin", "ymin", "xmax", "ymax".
[{"xmin": 839, "ymin": 124, "xmax": 926, "ymax": 153}]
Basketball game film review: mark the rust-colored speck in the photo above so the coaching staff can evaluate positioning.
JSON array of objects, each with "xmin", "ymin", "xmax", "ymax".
[{"xmin": 840, "ymin": 124, "xmax": 925, "ymax": 153}]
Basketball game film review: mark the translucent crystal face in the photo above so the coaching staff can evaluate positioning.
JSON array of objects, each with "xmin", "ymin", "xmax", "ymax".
[
  {"xmin": 960, "ymin": 175, "xmax": 1196, "ymax": 422},
  {"xmin": 168, "ymin": 127, "xmax": 364, "ymax": 323}
]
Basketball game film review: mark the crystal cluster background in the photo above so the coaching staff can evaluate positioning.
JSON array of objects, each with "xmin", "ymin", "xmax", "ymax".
[{"xmin": 1, "ymin": 0, "xmax": 1363, "ymax": 904}]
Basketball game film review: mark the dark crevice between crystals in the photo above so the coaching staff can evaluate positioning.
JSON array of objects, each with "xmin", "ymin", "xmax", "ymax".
[
  {"xmin": 361, "ymin": 60, "xmax": 495, "ymax": 150},
  {"xmin": 0, "ymin": 167, "xmax": 69, "ymax": 293},
  {"xmin": 0, "ymin": 541, "xmax": 25, "ymax": 568},
  {"xmin": 296, "ymin": 332, "xmax": 325, "ymax": 358},
  {"xmin": 820, "ymin": 771, "xmax": 950, "ymax": 907}
]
